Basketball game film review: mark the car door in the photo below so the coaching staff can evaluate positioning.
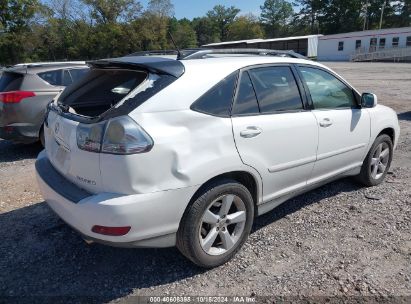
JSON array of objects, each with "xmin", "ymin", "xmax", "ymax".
[
  {"xmin": 297, "ymin": 65, "xmax": 370, "ymax": 184},
  {"xmin": 231, "ymin": 65, "xmax": 319, "ymax": 203}
]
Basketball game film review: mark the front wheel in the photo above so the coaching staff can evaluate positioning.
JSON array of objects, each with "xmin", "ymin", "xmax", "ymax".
[
  {"xmin": 356, "ymin": 134, "xmax": 393, "ymax": 187},
  {"xmin": 177, "ymin": 180, "xmax": 254, "ymax": 268}
]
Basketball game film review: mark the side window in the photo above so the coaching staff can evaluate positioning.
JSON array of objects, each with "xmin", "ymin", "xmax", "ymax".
[
  {"xmin": 407, "ymin": 36, "xmax": 411, "ymax": 47},
  {"xmin": 37, "ymin": 69, "xmax": 63, "ymax": 86},
  {"xmin": 191, "ymin": 72, "xmax": 238, "ymax": 117},
  {"xmin": 379, "ymin": 38, "xmax": 386, "ymax": 49},
  {"xmin": 232, "ymin": 71, "xmax": 259, "ymax": 116},
  {"xmin": 355, "ymin": 40, "xmax": 361, "ymax": 49},
  {"xmin": 392, "ymin": 37, "xmax": 399, "ymax": 47},
  {"xmin": 338, "ymin": 41, "xmax": 344, "ymax": 51},
  {"xmin": 370, "ymin": 38, "xmax": 377, "ymax": 52},
  {"xmin": 248, "ymin": 66, "xmax": 303, "ymax": 113},
  {"xmin": 299, "ymin": 66, "xmax": 356, "ymax": 109}
]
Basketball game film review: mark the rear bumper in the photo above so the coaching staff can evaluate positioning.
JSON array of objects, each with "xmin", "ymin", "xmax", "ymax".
[
  {"xmin": 35, "ymin": 151, "xmax": 197, "ymax": 248},
  {"xmin": 0, "ymin": 125, "xmax": 39, "ymax": 143}
]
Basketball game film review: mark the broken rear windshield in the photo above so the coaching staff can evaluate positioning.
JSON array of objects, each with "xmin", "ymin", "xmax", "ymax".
[{"xmin": 59, "ymin": 69, "xmax": 148, "ymax": 117}]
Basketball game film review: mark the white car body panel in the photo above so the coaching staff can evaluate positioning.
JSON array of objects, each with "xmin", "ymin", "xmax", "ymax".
[
  {"xmin": 35, "ymin": 55, "xmax": 400, "ymax": 248},
  {"xmin": 232, "ymin": 112, "xmax": 318, "ymax": 202},
  {"xmin": 100, "ymin": 110, "xmax": 262, "ymax": 196},
  {"xmin": 309, "ymin": 108, "xmax": 371, "ymax": 184},
  {"xmin": 36, "ymin": 149, "xmax": 197, "ymax": 247},
  {"xmin": 45, "ymin": 110, "xmax": 103, "ymax": 193},
  {"xmin": 368, "ymin": 104, "xmax": 400, "ymax": 150}
]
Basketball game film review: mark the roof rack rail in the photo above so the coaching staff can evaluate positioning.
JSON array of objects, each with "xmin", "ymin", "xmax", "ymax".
[
  {"xmin": 126, "ymin": 50, "xmax": 179, "ymax": 57},
  {"xmin": 178, "ymin": 48, "xmax": 308, "ymax": 60}
]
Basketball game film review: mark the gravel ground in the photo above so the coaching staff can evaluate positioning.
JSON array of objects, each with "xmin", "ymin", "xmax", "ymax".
[{"xmin": 0, "ymin": 62, "xmax": 410, "ymax": 303}]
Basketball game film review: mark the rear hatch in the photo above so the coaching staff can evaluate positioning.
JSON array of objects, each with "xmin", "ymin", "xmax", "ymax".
[
  {"xmin": 45, "ymin": 57, "xmax": 184, "ymax": 194},
  {"xmin": 0, "ymin": 71, "xmax": 25, "ymax": 125}
]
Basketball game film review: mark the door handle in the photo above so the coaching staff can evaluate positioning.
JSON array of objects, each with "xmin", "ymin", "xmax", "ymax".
[
  {"xmin": 319, "ymin": 118, "xmax": 333, "ymax": 127},
  {"xmin": 240, "ymin": 126, "xmax": 262, "ymax": 138}
]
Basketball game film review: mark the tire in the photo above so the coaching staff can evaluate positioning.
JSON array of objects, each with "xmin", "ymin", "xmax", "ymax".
[
  {"xmin": 177, "ymin": 179, "xmax": 254, "ymax": 268},
  {"xmin": 39, "ymin": 126, "xmax": 45, "ymax": 147},
  {"xmin": 356, "ymin": 134, "xmax": 393, "ymax": 187}
]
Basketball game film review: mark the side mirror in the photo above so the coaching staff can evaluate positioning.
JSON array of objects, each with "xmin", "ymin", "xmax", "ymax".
[{"xmin": 361, "ymin": 93, "xmax": 378, "ymax": 108}]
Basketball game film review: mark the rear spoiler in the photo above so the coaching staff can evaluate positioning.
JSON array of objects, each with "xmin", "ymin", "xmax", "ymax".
[{"xmin": 88, "ymin": 56, "xmax": 185, "ymax": 78}]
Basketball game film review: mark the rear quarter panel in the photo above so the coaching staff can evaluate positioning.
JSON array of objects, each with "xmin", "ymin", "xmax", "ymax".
[{"xmin": 99, "ymin": 110, "xmax": 262, "ymax": 199}]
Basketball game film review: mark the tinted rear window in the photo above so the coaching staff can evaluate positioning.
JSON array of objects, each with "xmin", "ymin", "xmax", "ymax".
[
  {"xmin": 69, "ymin": 68, "xmax": 88, "ymax": 82},
  {"xmin": 38, "ymin": 68, "xmax": 89, "ymax": 86},
  {"xmin": 0, "ymin": 72, "xmax": 23, "ymax": 91},
  {"xmin": 38, "ymin": 69, "xmax": 63, "ymax": 86}
]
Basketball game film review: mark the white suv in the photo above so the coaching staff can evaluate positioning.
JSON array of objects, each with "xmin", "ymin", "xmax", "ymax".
[{"xmin": 35, "ymin": 50, "xmax": 400, "ymax": 268}]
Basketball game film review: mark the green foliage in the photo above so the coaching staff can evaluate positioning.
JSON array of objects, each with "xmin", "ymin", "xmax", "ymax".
[
  {"xmin": 206, "ymin": 5, "xmax": 240, "ymax": 41},
  {"xmin": 169, "ymin": 18, "xmax": 197, "ymax": 48},
  {"xmin": 82, "ymin": 0, "xmax": 142, "ymax": 24},
  {"xmin": 292, "ymin": 0, "xmax": 323, "ymax": 34},
  {"xmin": 192, "ymin": 16, "xmax": 220, "ymax": 46},
  {"xmin": 260, "ymin": 0, "xmax": 294, "ymax": 38},
  {"xmin": 317, "ymin": 0, "xmax": 363, "ymax": 34},
  {"xmin": 227, "ymin": 14, "xmax": 264, "ymax": 41},
  {"xmin": 147, "ymin": 0, "xmax": 174, "ymax": 18}
]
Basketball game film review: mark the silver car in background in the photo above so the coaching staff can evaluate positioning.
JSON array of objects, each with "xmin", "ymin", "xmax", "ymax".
[{"xmin": 0, "ymin": 62, "xmax": 88, "ymax": 145}]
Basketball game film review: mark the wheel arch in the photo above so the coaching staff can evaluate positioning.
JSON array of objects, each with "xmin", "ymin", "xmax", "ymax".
[
  {"xmin": 184, "ymin": 171, "xmax": 261, "ymax": 221},
  {"xmin": 377, "ymin": 127, "xmax": 395, "ymax": 144}
]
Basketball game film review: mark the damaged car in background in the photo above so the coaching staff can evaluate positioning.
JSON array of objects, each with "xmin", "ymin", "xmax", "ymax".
[{"xmin": 35, "ymin": 49, "xmax": 400, "ymax": 268}]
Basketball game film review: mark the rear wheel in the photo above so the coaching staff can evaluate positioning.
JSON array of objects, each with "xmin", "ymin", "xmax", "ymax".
[
  {"xmin": 39, "ymin": 126, "xmax": 45, "ymax": 147},
  {"xmin": 177, "ymin": 180, "xmax": 254, "ymax": 268},
  {"xmin": 356, "ymin": 134, "xmax": 393, "ymax": 186}
]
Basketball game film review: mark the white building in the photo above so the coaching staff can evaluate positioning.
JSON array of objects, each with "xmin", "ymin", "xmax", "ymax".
[
  {"xmin": 317, "ymin": 27, "xmax": 411, "ymax": 61},
  {"xmin": 203, "ymin": 34, "xmax": 322, "ymax": 58}
]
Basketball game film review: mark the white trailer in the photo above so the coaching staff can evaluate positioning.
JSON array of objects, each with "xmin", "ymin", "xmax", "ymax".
[
  {"xmin": 317, "ymin": 27, "xmax": 411, "ymax": 61},
  {"xmin": 203, "ymin": 34, "xmax": 322, "ymax": 58}
]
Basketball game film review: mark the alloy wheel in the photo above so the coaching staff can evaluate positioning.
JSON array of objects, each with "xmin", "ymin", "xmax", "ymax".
[
  {"xmin": 199, "ymin": 194, "xmax": 247, "ymax": 256},
  {"xmin": 370, "ymin": 142, "xmax": 390, "ymax": 179}
]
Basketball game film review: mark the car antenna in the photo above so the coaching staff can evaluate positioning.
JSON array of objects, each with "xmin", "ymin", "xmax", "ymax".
[{"xmin": 168, "ymin": 31, "xmax": 182, "ymax": 59}]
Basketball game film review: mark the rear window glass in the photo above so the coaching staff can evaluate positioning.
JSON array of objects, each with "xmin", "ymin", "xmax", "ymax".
[
  {"xmin": 69, "ymin": 68, "xmax": 88, "ymax": 82},
  {"xmin": 0, "ymin": 72, "xmax": 23, "ymax": 91},
  {"xmin": 38, "ymin": 68, "xmax": 88, "ymax": 86},
  {"xmin": 59, "ymin": 69, "xmax": 147, "ymax": 116},
  {"xmin": 38, "ymin": 69, "xmax": 63, "ymax": 86},
  {"xmin": 191, "ymin": 72, "xmax": 238, "ymax": 117}
]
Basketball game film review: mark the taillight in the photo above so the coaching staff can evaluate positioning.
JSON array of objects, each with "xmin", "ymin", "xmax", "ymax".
[
  {"xmin": 76, "ymin": 116, "xmax": 153, "ymax": 154},
  {"xmin": 76, "ymin": 121, "xmax": 105, "ymax": 152},
  {"xmin": 91, "ymin": 225, "xmax": 131, "ymax": 236},
  {"xmin": 0, "ymin": 91, "xmax": 36, "ymax": 103}
]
